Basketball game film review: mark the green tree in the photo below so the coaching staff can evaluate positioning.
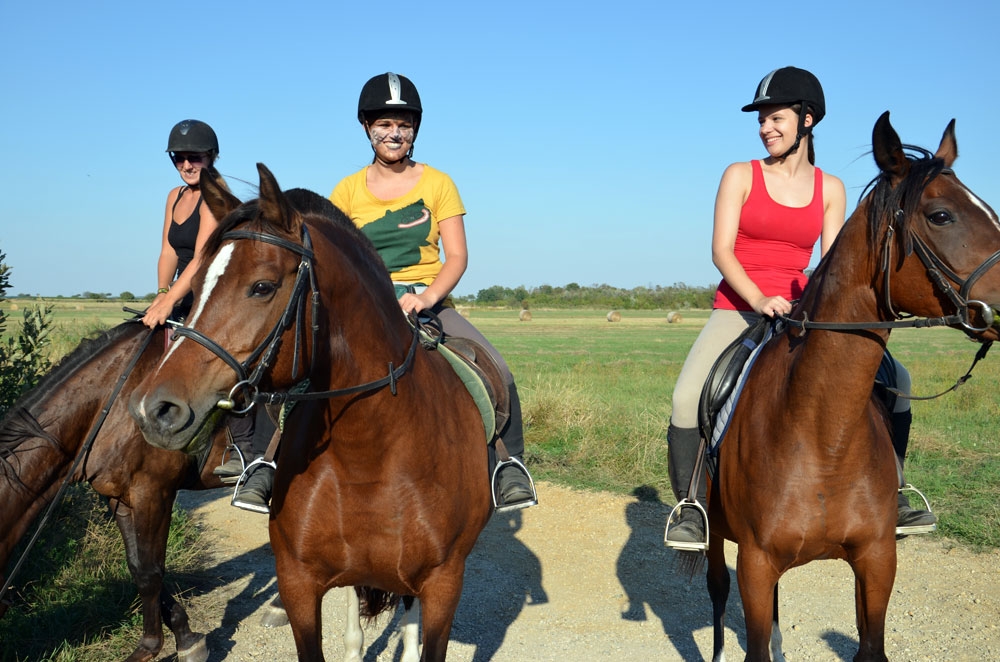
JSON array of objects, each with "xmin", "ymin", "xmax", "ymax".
[
  {"xmin": 119, "ymin": 291, "xmax": 136, "ymax": 301},
  {"xmin": 0, "ymin": 251, "xmax": 54, "ymax": 415}
]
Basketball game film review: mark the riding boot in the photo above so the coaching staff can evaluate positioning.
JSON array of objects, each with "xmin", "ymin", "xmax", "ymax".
[
  {"xmin": 232, "ymin": 463, "xmax": 275, "ymax": 514},
  {"xmin": 213, "ymin": 413, "xmax": 257, "ymax": 484},
  {"xmin": 665, "ymin": 424, "xmax": 708, "ymax": 546},
  {"xmin": 891, "ymin": 410, "xmax": 937, "ymax": 534},
  {"xmin": 496, "ymin": 383, "xmax": 537, "ymax": 510}
]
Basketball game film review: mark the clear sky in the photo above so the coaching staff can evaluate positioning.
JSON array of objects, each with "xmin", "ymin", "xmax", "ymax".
[{"xmin": 2, "ymin": 1, "xmax": 998, "ymax": 298}]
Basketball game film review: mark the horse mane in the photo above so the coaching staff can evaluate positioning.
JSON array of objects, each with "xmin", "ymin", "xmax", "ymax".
[
  {"xmin": 862, "ymin": 144, "xmax": 947, "ymax": 261},
  {"xmin": 204, "ymin": 187, "xmax": 390, "ymax": 293}
]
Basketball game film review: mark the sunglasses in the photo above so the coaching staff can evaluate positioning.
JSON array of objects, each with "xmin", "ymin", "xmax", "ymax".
[{"xmin": 171, "ymin": 152, "xmax": 207, "ymax": 165}]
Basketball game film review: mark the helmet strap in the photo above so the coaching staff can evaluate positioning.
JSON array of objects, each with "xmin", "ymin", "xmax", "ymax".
[{"xmin": 777, "ymin": 108, "xmax": 811, "ymax": 160}]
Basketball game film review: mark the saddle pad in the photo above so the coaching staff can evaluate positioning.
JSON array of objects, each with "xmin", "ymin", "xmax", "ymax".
[
  {"xmin": 709, "ymin": 325, "xmax": 773, "ymax": 455},
  {"xmin": 434, "ymin": 342, "xmax": 496, "ymax": 444}
]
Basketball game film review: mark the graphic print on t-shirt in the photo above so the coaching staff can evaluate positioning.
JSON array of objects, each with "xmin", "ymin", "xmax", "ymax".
[{"xmin": 359, "ymin": 200, "xmax": 433, "ymax": 275}]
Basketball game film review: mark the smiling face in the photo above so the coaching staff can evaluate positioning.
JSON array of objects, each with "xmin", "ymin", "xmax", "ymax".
[
  {"xmin": 172, "ymin": 151, "xmax": 213, "ymax": 186},
  {"xmin": 757, "ymin": 105, "xmax": 811, "ymax": 157},
  {"xmin": 365, "ymin": 111, "xmax": 416, "ymax": 163}
]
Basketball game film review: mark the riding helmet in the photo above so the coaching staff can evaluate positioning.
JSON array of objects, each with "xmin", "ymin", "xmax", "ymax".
[
  {"xmin": 166, "ymin": 119, "xmax": 219, "ymax": 154},
  {"xmin": 357, "ymin": 73, "xmax": 423, "ymax": 128},
  {"xmin": 741, "ymin": 67, "xmax": 825, "ymax": 125}
]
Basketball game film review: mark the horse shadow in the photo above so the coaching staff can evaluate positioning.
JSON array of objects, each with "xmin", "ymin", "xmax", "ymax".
[{"xmin": 364, "ymin": 509, "xmax": 547, "ymax": 662}]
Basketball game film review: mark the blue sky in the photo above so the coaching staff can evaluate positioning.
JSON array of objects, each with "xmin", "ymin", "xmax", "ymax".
[{"xmin": 2, "ymin": 1, "xmax": 998, "ymax": 298}]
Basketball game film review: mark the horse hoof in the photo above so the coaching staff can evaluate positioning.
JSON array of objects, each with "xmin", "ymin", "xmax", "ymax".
[
  {"xmin": 177, "ymin": 634, "xmax": 209, "ymax": 662},
  {"xmin": 260, "ymin": 603, "xmax": 290, "ymax": 628}
]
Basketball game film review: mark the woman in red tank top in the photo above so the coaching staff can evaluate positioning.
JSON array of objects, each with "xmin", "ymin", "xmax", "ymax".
[{"xmin": 666, "ymin": 67, "xmax": 934, "ymax": 549}]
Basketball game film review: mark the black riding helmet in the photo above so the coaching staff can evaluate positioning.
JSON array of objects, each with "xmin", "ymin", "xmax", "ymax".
[
  {"xmin": 358, "ymin": 73, "xmax": 422, "ymax": 161},
  {"xmin": 166, "ymin": 119, "xmax": 219, "ymax": 155},
  {"xmin": 742, "ymin": 67, "xmax": 825, "ymax": 160}
]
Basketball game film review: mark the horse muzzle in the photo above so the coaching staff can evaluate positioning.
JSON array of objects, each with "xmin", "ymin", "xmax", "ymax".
[{"xmin": 128, "ymin": 388, "xmax": 221, "ymax": 454}]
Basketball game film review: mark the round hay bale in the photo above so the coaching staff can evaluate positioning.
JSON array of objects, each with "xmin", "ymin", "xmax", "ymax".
[
  {"xmin": 75, "ymin": 305, "xmax": 84, "ymax": 311},
  {"xmin": 9, "ymin": 303, "xmax": 18, "ymax": 311},
  {"xmin": 666, "ymin": 311, "xmax": 683, "ymax": 324},
  {"xmin": 518, "ymin": 309, "xmax": 532, "ymax": 322},
  {"xmin": 606, "ymin": 310, "xmax": 622, "ymax": 322}
]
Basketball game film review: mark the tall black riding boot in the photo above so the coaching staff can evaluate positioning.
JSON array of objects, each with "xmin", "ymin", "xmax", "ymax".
[
  {"xmin": 214, "ymin": 413, "xmax": 257, "ymax": 484},
  {"xmin": 891, "ymin": 409, "xmax": 937, "ymax": 534},
  {"xmin": 496, "ymin": 382, "xmax": 536, "ymax": 510},
  {"xmin": 665, "ymin": 424, "xmax": 708, "ymax": 548}
]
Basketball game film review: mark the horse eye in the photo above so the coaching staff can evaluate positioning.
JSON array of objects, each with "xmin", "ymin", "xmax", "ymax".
[
  {"xmin": 927, "ymin": 210, "xmax": 954, "ymax": 226},
  {"xmin": 250, "ymin": 281, "xmax": 277, "ymax": 297}
]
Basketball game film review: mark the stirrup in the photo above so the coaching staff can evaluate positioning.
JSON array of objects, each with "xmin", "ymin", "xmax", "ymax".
[
  {"xmin": 231, "ymin": 457, "xmax": 277, "ymax": 513},
  {"xmin": 664, "ymin": 499, "xmax": 709, "ymax": 552},
  {"xmin": 491, "ymin": 457, "xmax": 538, "ymax": 513},
  {"xmin": 896, "ymin": 483, "xmax": 937, "ymax": 536}
]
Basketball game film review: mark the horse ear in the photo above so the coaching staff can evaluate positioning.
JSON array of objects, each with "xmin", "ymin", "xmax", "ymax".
[
  {"xmin": 256, "ymin": 163, "xmax": 298, "ymax": 233},
  {"xmin": 934, "ymin": 119, "xmax": 958, "ymax": 167},
  {"xmin": 200, "ymin": 168, "xmax": 241, "ymax": 221},
  {"xmin": 872, "ymin": 111, "xmax": 909, "ymax": 181}
]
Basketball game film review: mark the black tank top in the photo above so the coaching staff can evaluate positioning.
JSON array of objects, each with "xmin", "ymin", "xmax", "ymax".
[
  {"xmin": 167, "ymin": 187, "xmax": 201, "ymax": 314},
  {"xmin": 168, "ymin": 187, "xmax": 201, "ymax": 278}
]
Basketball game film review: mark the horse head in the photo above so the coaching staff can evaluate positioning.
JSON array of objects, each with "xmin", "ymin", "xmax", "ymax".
[
  {"xmin": 867, "ymin": 111, "xmax": 1000, "ymax": 339},
  {"xmin": 129, "ymin": 165, "xmax": 359, "ymax": 452}
]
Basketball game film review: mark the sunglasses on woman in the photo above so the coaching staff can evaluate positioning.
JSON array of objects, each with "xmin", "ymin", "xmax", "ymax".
[{"xmin": 171, "ymin": 152, "xmax": 207, "ymax": 165}]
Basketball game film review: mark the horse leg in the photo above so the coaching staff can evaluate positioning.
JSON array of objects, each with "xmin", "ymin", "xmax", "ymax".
[
  {"xmin": 417, "ymin": 567, "xmax": 465, "ymax": 662},
  {"xmin": 735, "ymin": 545, "xmax": 780, "ymax": 662},
  {"xmin": 344, "ymin": 587, "xmax": 363, "ymax": 662},
  {"xmin": 260, "ymin": 593, "xmax": 290, "ymax": 628},
  {"xmin": 850, "ymin": 545, "xmax": 894, "ymax": 662},
  {"xmin": 770, "ymin": 584, "xmax": 784, "ymax": 662},
  {"xmin": 400, "ymin": 596, "xmax": 420, "ymax": 662},
  {"xmin": 706, "ymin": 534, "xmax": 730, "ymax": 662},
  {"xmin": 277, "ymin": 567, "xmax": 326, "ymax": 662},
  {"xmin": 110, "ymin": 494, "xmax": 207, "ymax": 662}
]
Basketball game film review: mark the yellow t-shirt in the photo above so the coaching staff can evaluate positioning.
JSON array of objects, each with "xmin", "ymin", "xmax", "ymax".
[{"xmin": 330, "ymin": 165, "xmax": 466, "ymax": 285}]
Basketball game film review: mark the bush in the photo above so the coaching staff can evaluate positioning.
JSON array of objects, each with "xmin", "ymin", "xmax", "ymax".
[{"xmin": 0, "ymin": 250, "xmax": 54, "ymax": 416}]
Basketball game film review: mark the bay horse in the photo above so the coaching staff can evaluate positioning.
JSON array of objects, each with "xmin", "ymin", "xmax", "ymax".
[
  {"xmin": 127, "ymin": 165, "xmax": 493, "ymax": 661},
  {"xmin": 696, "ymin": 112, "xmax": 1000, "ymax": 661}
]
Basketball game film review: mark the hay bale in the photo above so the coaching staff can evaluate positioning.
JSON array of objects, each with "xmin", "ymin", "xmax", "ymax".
[
  {"xmin": 8, "ymin": 303, "xmax": 18, "ymax": 311},
  {"xmin": 606, "ymin": 310, "xmax": 622, "ymax": 322},
  {"xmin": 666, "ymin": 311, "xmax": 683, "ymax": 324},
  {"xmin": 518, "ymin": 309, "xmax": 532, "ymax": 322}
]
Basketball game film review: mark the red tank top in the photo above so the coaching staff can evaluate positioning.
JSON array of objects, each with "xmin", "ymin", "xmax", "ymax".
[{"xmin": 713, "ymin": 160, "xmax": 824, "ymax": 311}]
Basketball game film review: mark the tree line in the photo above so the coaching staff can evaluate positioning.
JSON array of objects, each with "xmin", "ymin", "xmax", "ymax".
[{"xmin": 459, "ymin": 282, "xmax": 717, "ymax": 310}]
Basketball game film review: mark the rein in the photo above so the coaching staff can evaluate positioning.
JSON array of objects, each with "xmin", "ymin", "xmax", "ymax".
[
  {"xmin": 169, "ymin": 225, "xmax": 420, "ymax": 415},
  {"xmin": 0, "ymin": 323, "xmax": 156, "ymax": 606},
  {"xmin": 776, "ymin": 167, "xmax": 1000, "ymax": 401}
]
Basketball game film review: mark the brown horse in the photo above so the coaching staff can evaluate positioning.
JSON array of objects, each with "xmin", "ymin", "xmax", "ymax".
[
  {"xmin": 0, "ymin": 322, "xmax": 218, "ymax": 662},
  {"xmin": 695, "ymin": 112, "xmax": 1000, "ymax": 661},
  {"xmin": 128, "ymin": 165, "xmax": 493, "ymax": 661}
]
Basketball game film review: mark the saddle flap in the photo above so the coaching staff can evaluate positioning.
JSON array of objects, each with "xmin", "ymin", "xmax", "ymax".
[
  {"xmin": 438, "ymin": 337, "xmax": 511, "ymax": 439},
  {"xmin": 698, "ymin": 315, "xmax": 772, "ymax": 442}
]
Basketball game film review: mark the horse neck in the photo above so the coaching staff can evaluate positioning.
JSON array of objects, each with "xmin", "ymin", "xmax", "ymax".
[
  {"xmin": 0, "ymin": 329, "xmax": 148, "ymax": 565},
  {"xmin": 787, "ymin": 208, "xmax": 891, "ymax": 393}
]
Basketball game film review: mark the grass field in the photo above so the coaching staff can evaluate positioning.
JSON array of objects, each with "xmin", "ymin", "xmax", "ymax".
[{"xmin": 3, "ymin": 299, "xmax": 998, "ymax": 547}]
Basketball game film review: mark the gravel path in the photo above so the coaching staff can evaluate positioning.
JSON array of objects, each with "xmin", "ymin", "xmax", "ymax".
[{"xmin": 162, "ymin": 482, "xmax": 1000, "ymax": 661}]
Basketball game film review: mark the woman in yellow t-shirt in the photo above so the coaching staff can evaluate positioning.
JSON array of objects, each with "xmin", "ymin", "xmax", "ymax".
[{"xmin": 331, "ymin": 72, "xmax": 535, "ymax": 511}]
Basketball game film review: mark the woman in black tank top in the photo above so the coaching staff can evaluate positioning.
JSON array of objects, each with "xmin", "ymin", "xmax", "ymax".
[{"xmin": 143, "ymin": 120, "xmax": 272, "ymax": 512}]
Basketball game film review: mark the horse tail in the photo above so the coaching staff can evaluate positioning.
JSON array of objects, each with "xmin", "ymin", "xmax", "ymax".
[
  {"xmin": 674, "ymin": 550, "xmax": 706, "ymax": 579},
  {"xmin": 355, "ymin": 586, "xmax": 402, "ymax": 621}
]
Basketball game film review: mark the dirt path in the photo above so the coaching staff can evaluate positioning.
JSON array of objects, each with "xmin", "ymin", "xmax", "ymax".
[{"xmin": 164, "ymin": 483, "xmax": 1000, "ymax": 661}]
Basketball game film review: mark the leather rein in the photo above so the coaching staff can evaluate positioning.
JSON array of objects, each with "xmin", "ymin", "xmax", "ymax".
[
  {"xmin": 777, "ymin": 168, "xmax": 1000, "ymax": 400},
  {"xmin": 169, "ymin": 226, "xmax": 420, "ymax": 414}
]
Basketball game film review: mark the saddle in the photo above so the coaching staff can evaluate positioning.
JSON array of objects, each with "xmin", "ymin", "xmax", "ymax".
[{"xmin": 697, "ymin": 315, "xmax": 773, "ymax": 457}]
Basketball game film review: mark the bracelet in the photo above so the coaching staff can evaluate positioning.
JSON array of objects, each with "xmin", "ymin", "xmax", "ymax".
[{"xmin": 157, "ymin": 287, "xmax": 169, "ymax": 294}]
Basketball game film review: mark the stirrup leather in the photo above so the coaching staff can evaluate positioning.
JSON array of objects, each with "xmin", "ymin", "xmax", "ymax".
[
  {"xmin": 664, "ymin": 499, "xmax": 709, "ymax": 552},
  {"xmin": 896, "ymin": 483, "xmax": 937, "ymax": 536},
  {"xmin": 491, "ymin": 457, "xmax": 538, "ymax": 513}
]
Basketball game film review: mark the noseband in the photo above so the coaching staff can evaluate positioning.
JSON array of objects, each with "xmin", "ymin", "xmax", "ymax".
[{"xmin": 170, "ymin": 225, "xmax": 419, "ymax": 414}]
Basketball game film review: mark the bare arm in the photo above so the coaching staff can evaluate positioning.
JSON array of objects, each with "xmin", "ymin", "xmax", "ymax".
[
  {"xmin": 819, "ymin": 172, "xmax": 847, "ymax": 257},
  {"xmin": 398, "ymin": 215, "xmax": 468, "ymax": 314},
  {"xmin": 142, "ymin": 198, "xmax": 220, "ymax": 327}
]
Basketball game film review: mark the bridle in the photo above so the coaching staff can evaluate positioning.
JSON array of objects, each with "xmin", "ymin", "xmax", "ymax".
[
  {"xmin": 782, "ymin": 168, "xmax": 1000, "ymax": 335},
  {"xmin": 169, "ymin": 224, "xmax": 420, "ymax": 415}
]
